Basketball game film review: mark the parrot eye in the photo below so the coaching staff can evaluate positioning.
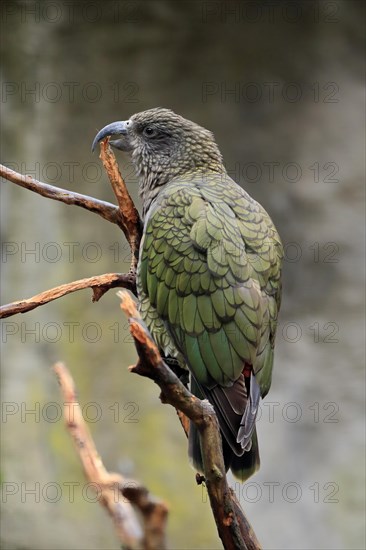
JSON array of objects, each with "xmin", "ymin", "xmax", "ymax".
[{"xmin": 143, "ymin": 126, "xmax": 158, "ymax": 138}]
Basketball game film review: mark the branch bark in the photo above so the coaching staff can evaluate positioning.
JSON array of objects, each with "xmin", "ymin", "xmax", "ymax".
[
  {"xmin": 0, "ymin": 273, "xmax": 136, "ymax": 319},
  {"xmin": 0, "ymin": 164, "xmax": 124, "ymax": 230},
  {"xmin": 99, "ymin": 140, "xmax": 142, "ymax": 272},
  {"xmin": 53, "ymin": 362, "xmax": 168, "ymax": 550}
]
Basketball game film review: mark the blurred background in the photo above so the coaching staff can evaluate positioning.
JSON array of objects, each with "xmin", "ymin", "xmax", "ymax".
[{"xmin": 1, "ymin": 1, "xmax": 365, "ymax": 548}]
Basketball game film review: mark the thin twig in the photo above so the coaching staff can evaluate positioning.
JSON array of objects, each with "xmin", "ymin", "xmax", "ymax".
[
  {"xmin": 0, "ymin": 273, "xmax": 136, "ymax": 319},
  {"xmin": 53, "ymin": 362, "xmax": 168, "ymax": 550},
  {"xmin": 0, "ymin": 164, "xmax": 125, "ymax": 232}
]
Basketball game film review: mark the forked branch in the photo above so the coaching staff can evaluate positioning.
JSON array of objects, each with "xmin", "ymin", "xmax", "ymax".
[
  {"xmin": 54, "ymin": 362, "xmax": 168, "ymax": 550},
  {"xmin": 0, "ymin": 142, "xmax": 141, "ymax": 318}
]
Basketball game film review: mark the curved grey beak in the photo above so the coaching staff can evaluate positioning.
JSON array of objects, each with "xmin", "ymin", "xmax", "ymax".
[{"xmin": 91, "ymin": 121, "xmax": 130, "ymax": 152}]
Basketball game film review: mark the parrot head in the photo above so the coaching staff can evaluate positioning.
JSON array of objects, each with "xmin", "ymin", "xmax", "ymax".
[{"xmin": 92, "ymin": 108, "xmax": 224, "ymax": 193}]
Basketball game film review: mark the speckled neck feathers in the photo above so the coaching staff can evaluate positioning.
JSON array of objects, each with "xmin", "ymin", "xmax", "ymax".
[{"xmin": 127, "ymin": 109, "xmax": 226, "ymax": 218}]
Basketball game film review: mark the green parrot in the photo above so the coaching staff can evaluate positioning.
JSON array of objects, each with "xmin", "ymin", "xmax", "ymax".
[{"xmin": 92, "ymin": 108, "xmax": 283, "ymax": 481}]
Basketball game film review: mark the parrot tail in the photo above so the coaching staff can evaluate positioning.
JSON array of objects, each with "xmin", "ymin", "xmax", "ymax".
[
  {"xmin": 188, "ymin": 420, "xmax": 260, "ymax": 482},
  {"xmin": 188, "ymin": 376, "xmax": 261, "ymax": 482}
]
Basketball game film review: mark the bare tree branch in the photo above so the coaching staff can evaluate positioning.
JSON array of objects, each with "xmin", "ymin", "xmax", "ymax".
[
  {"xmin": 53, "ymin": 362, "xmax": 168, "ymax": 550},
  {"xmin": 0, "ymin": 163, "xmax": 124, "ymax": 230},
  {"xmin": 0, "ymin": 273, "xmax": 136, "ymax": 319},
  {"xmin": 0, "ymin": 143, "xmax": 142, "ymax": 315},
  {"xmin": 118, "ymin": 291, "xmax": 262, "ymax": 550},
  {"xmin": 99, "ymin": 140, "xmax": 142, "ymax": 272}
]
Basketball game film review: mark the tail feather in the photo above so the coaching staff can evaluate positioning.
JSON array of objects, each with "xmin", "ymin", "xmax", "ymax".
[
  {"xmin": 237, "ymin": 374, "xmax": 261, "ymax": 450},
  {"xmin": 207, "ymin": 381, "xmax": 246, "ymax": 456},
  {"xmin": 188, "ymin": 375, "xmax": 261, "ymax": 482},
  {"xmin": 230, "ymin": 428, "xmax": 260, "ymax": 482}
]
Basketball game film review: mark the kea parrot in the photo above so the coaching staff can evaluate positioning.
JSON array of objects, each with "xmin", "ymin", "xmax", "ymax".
[{"xmin": 92, "ymin": 108, "xmax": 283, "ymax": 481}]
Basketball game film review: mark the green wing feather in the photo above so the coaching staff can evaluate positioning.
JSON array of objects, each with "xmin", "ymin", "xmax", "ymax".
[{"xmin": 137, "ymin": 171, "xmax": 283, "ymax": 396}]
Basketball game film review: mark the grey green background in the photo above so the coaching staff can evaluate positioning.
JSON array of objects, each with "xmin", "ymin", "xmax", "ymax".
[{"xmin": 1, "ymin": 1, "xmax": 365, "ymax": 549}]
